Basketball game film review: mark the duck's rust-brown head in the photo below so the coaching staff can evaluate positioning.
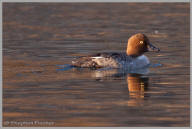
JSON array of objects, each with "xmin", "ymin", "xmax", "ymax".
[{"xmin": 126, "ymin": 33, "xmax": 160, "ymax": 57}]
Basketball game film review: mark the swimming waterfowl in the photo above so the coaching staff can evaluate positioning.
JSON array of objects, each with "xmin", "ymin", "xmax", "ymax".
[{"xmin": 72, "ymin": 33, "xmax": 160, "ymax": 69}]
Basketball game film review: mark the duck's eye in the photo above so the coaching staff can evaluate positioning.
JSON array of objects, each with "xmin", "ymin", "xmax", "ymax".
[{"xmin": 139, "ymin": 41, "xmax": 144, "ymax": 44}]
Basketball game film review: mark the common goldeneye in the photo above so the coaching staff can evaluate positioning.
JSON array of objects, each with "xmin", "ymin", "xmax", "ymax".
[{"xmin": 72, "ymin": 33, "xmax": 160, "ymax": 69}]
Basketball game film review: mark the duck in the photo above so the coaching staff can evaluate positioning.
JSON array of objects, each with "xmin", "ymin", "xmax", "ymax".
[{"xmin": 71, "ymin": 33, "xmax": 160, "ymax": 69}]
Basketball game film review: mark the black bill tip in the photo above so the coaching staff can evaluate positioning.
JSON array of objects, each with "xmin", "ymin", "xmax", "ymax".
[{"xmin": 148, "ymin": 42, "xmax": 160, "ymax": 52}]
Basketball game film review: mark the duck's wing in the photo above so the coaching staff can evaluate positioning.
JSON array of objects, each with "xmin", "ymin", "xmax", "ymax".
[
  {"xmin": 88, "ymin": 52, "xmax": 129, "ymax": 59},
  {"xmin": 72, "ymin": 52, "xmax": 128, "ymax": 68},
  {"xmin": 72, "ymin": 56, "xmax": 101, "ymax": 68}
]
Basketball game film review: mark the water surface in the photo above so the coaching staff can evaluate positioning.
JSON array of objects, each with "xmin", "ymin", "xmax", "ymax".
[{"xmin": 3, "ymin": 3, "xmax": 190, "ymax": 127}]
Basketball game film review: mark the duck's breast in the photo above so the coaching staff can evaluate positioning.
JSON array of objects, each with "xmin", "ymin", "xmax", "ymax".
[{"xmin": 129, "ymin": 55, "xmax": 150, "ymax": 69}]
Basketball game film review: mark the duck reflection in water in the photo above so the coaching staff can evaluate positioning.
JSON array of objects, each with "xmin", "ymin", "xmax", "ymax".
[
  {"xmin": 127, "ymin": 73, "xmax": 149, "ymax": 98},
  {"xmin": 93, "ymin": 67, "xmax": 149, "ymax": 94},
  {"xmin": 90, "ymin": 67, "xmax": 150, "ymax": 106},
  {"xmin": 58, "ymin": 65, "xmax": 150, "ymax": 103}
]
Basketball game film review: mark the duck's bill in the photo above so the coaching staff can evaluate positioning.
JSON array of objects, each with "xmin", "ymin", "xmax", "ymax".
[{"xmin": 148, "ymin": 42, "xmax": 160, "ymax": 52}]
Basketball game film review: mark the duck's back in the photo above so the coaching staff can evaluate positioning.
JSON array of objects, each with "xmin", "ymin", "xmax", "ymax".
[{"xmin": 72, "ymin": 52, "xmax": 133, "ymax": 68}]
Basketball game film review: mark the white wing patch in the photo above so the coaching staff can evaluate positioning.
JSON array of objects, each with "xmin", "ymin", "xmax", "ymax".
[
  {"xmin": 91, "ymin": 56, "xmax": 119, "ymax": 68},
  {"xmin": 91, "ymin": 56, "xmax": 104, "ymax": 59}
]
